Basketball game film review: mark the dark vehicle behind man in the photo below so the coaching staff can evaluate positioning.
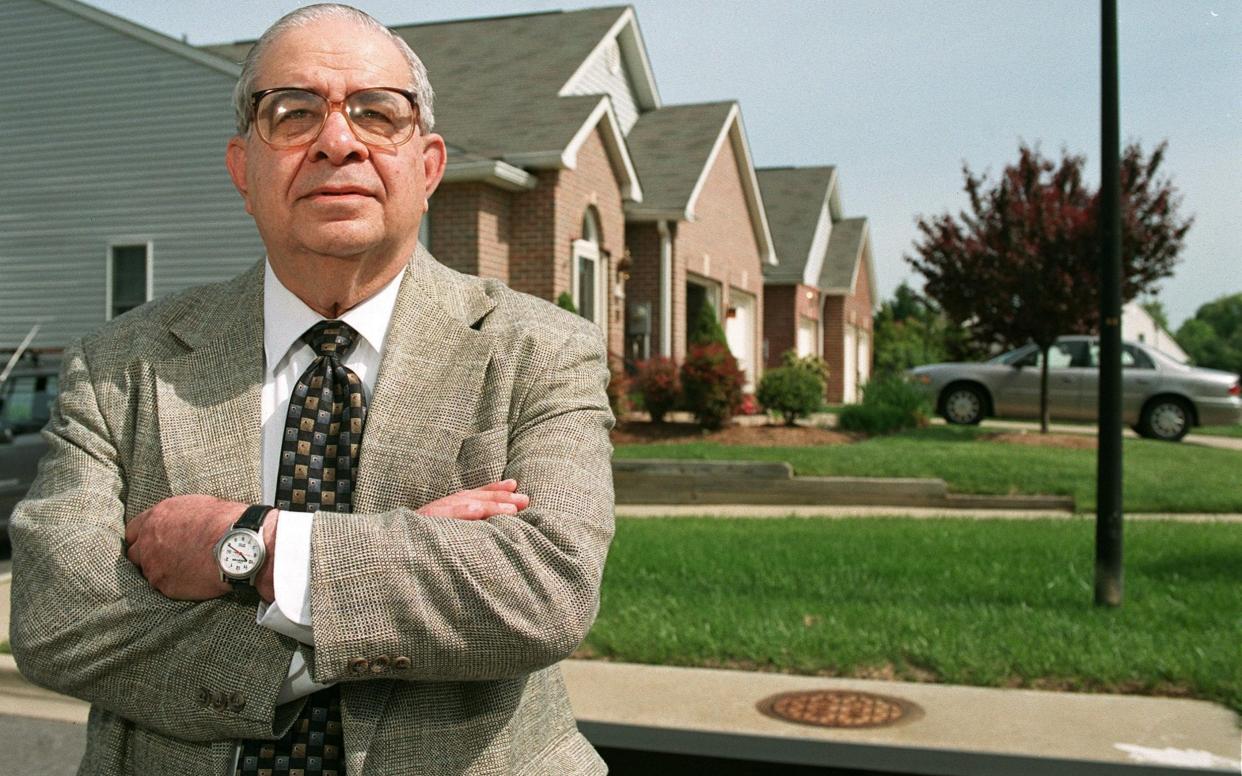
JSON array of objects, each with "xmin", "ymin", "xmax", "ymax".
[{"xmin": 1, "ymin": 358, "xmax": 57, "ymax": 548}]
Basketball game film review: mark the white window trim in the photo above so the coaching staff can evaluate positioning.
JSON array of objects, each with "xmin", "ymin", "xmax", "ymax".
[
  {"xmin": 571, "ymin": 238, "xmax": 606, "ymax": 331},
  {"xmin": 105, "ymin": 239, "xmax": 153, "ymax": 321}
]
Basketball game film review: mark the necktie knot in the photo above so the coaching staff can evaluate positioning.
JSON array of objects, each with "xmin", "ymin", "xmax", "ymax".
[{"xmin": 303, "ymin": 320, "xmax": 359, "ymax": 360}]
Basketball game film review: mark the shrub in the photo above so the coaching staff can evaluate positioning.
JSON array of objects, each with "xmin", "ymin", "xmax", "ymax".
[
  {"xmin": 634, "ymin": 357, "xmax": 680, "ymax": 422},
  {"xmin": 781, "ymin": 350, "xmax": 830, "ymax": 386},
  {"xmin": 757, "ymin": 365, "xmax": 824, "ymax": 426},
  {"xmin": 689, "ymin": 302, "xmax": 727, "ymax": 346},
  {"xmin": 606, "ymin": 352, "xmax": 629, "ymax": 417},
  {"xmin": 838, "ymin": 374, "xmax": 931, "ymax": 435},
  {"xmin": 556, "ymin": 292, "xmax": 577, "ymax": 314},
  {"xmin": 681, "ymin": 342, "xmax": 745, "ymax": 430}
]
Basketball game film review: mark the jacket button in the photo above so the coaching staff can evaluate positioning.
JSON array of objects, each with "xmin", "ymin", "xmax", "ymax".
[
  {"xmin": 393, "ymin": 656, "xmax": 411, "ymax": 670},
  {"xmin": 197, "ymin": 688, "xmax": 211, "ymax": 706},
  {"xmin": 229, "ymin": 691, "xmax": 246, "ymax": 713},
  {"xmin": 210, "ymin": 692, "xmax": 227, "ymax": 711},
  {"xmin": 370, "ymin": 655, "xmax": 390, "ymax": 673},
  {"xmin": 349, "ymin": 657, "xmax": 369, "ymax": 674}
]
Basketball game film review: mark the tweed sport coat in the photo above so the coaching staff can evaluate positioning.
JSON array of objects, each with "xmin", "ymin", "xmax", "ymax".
[{"xmin": 9, "ymin": 247, "xmax": 615, "ymax": 775}]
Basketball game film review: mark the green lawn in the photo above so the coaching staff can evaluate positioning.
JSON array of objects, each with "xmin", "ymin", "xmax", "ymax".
[
  {"xmin": 613, "ymin": 426, "xmax": 1242, "ymax": 513},
  {"xmin": 582, "ymin": 517, "xmax": 1242, "ymax": 712},
  {"xmin": 1195, "ymin": 425, "xmax": 1242, "ymax": 439}
]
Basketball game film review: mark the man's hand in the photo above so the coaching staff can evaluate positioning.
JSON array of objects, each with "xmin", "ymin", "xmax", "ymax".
[
  {"xmin": 125, "ymin": 494, "xmax": 244, "ymax": 601},
  {"xmin": 416, "ymin": 479, "xmax": 529, "ymax": 519}
]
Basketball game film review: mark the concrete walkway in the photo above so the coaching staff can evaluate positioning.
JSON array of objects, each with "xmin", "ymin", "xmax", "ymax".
[{"xmin": 615, "ymin": 504, "xmax": 1242, "ymax": 523}]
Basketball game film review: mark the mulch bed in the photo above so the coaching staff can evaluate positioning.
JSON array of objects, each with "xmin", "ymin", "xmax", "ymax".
[
  {"xmin": 611, "ymin": 420, "xmax": 854, "ymax": 447},
  {"xmin": 613, "ymin": 420, "xmax": 1099, "ymax": 450}
]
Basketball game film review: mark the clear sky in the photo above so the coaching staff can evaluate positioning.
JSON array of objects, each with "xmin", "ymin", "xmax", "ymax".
[{"xmin": 85, "ymin": 0, "xmax": 1240, "ymax": 329}]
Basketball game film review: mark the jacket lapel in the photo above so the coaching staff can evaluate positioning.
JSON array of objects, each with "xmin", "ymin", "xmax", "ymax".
[
  {"xmin": 353, "ymin": 246, "xmax": 498, "ymax": 513},
  {"xmin": 153, "ymin": 262, "xmax": 265, "ymax": 504}
]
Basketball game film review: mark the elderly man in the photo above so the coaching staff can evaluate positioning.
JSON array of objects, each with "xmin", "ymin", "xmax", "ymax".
[{"xmin": 9, "ymin": 4, "xmax": 613, "ymax": 775}]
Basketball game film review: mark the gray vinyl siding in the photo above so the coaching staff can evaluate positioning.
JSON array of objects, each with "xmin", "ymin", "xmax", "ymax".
[
  {"xmin": 564, "ymin": 39, "xmax": 641, "ymax": 134},
  {"xmin": 0, "ymin": 0, "xmax": 263, "ymax": 351}
]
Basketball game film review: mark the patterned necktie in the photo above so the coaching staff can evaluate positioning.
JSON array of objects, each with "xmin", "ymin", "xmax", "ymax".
[{"xmin": 237, "ymin": 320, "xmax": 366, "ymax": 776}]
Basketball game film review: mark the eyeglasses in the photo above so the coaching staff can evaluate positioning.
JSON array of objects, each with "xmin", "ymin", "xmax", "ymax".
[{"xmin": 250, "ymin": 87, "xmax": 419, "ymax": 149}]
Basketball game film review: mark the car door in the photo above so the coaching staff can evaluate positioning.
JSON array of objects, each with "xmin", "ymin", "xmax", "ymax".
[{"xmin": 991, "ymin": 341, "xmax": 1084, "ymax": 420}]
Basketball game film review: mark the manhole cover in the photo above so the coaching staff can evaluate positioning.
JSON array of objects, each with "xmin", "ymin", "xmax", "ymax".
[{"xmin": 757, "ymin": 690, "xmax": 919, "ymax": 729}]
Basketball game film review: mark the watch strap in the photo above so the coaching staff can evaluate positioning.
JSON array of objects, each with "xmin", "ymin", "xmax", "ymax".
[{"xmin": 234, "ymin": 504, "xmax": 273, "ymax": 531}]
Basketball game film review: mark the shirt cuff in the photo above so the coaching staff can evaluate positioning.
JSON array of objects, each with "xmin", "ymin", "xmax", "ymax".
[
  {"xmin": 255, "ymin": 510, "xmax": 314, "ymax": 645},
  {"xmin": 277, "ymin": 648, "xmax": 334, "ymax": 704}
]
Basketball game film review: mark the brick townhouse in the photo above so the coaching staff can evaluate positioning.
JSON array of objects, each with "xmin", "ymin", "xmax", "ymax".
[
  {"xmin": 623, "ymin": 102, "xmax": 775, "ymax": 391},
  {"xmin": 758, "ymin": 166, "xmax": 876, "ymax": 403}
]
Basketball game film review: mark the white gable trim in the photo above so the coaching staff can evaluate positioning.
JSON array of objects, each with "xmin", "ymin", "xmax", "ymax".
[
  {"xmin": 559, "ymin": 7, "xmax": 661, "ymax": 111},
  {"xmin": 39, "ymin": 0, "xmax": 240, "ymax": 78},
  {"xmin": 684, "ymin": 105, "xmax": 777, "ymax": 266},
  {"xmin": 560, "ymin": 97, "xmax": 644, "ymax": 203},
  {"xmin": 801, "ymin": 168, "xmax": 840, "ymax": 286}
]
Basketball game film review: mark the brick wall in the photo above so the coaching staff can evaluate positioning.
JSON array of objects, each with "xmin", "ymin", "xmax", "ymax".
[
  {"xmin": 551, "ymin": 128, "xmax": 627, "ymax": 357},
  {"xmin": 821, "ymin": 256, "xmax": 874, "ymax": 403},
  {"xmin": 762, "ymin": 282, "xmax": 821, "ymax": 368}
]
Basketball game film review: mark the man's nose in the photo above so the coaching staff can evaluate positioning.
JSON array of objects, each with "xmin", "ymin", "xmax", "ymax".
[{"xmin": 308, "ymin": 109, "xmax": 369, "ymax": 164}]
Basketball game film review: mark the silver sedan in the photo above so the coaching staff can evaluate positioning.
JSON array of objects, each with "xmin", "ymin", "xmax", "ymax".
[{"xmin": 908, "ymin": 335, "xmax": 1242, "ymax": 442}]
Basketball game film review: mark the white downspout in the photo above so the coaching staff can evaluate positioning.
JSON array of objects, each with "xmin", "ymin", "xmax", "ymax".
[{"xmin": 658, "ymin": 220, "xmax": 672, "ymax": 357}]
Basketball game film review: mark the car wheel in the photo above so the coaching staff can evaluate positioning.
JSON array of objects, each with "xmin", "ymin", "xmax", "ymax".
[
  {"xmin": 941, "ymin": 385, "xmax": 985, "ymax": 425},
  {"xmin": 1137, "ymin": 397, "xmax": 1191, "ymax": 442}
]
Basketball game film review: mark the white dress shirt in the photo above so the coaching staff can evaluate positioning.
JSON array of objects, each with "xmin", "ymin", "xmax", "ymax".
[{"xmin": 255, "ymin": 258, "xmax": 403, "ymax": 702}]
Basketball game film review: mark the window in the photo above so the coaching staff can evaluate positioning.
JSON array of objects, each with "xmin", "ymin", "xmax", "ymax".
[
  {"xmin": 1089, "ymin": 342, "xmax": 1155, "ymax": 369},
  {"xmin": 1013, "ymin": 340, "xmax": 1088, "ymax": 368},
  {"xmin": 109, "ymin": 243, "xmax": 150, "ymax": 319},
  {"xmin": 572, "ymin": 209, "xmax": 605, "ymax": 329}
]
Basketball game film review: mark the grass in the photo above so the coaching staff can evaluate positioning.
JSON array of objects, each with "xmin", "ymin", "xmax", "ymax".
[
  {"xmin": 582, "ymin": 517, "xmax": 1242, "ymax": 712},
  {"xmin": 0, "ymin": 640, "xmax": 8, "ymax": 655},
  {"xmin": 613, "ymin": 425, "xmax": 1242, "ymax": 513},
  {"xmin": 1196, "ymin": 424, "xmax": 1242, "ymax": 439}
]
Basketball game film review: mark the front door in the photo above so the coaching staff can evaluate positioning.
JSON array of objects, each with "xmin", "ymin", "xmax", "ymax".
[{"xmin": 725, "ymin": 289, "xmax": 756, "ymax": 392}]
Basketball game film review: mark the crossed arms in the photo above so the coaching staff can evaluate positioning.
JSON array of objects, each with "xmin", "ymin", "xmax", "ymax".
[{"xmin": 8, "ymin": 323, "xmax": 614, "ymax": 742}]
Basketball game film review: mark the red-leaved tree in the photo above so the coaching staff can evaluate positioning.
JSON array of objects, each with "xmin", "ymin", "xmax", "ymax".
[{"xmin": 907, "ymin": 142, "xmax": 1192, "ymax": 432}]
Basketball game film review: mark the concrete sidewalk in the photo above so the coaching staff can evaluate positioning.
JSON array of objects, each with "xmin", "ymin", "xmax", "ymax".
[{"xmin": 615, "ymin": 504, "xmax": 1242, "ymax": 522}]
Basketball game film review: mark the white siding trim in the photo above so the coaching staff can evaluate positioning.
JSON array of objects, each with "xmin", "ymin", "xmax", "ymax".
[
  {"xmin": 442, "ymin": 159, "xmax": 536, "ymax": 191},
  {"xmin": 684, "ymin": 105, "xmax": 777, "ymax": 266},
  {"xmin": 658, "ymin": 220, "xmax": 672, "ymax": 357},
  {"xmin": 801, "ymin": 200, "xmax": 833, "ymax": 287},
  {"xmin": 561, "ymin": 97, "xmax": 644, "ymax": 203}
]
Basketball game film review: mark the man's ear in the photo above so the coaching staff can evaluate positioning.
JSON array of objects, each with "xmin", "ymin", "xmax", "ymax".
[
  {"xmin": 419, "ymin": 132, "xmax": 448, "ymax": 200},
  {"xmin": 225, "ymin": 136, "xmax": 254, "ymax": 215}
]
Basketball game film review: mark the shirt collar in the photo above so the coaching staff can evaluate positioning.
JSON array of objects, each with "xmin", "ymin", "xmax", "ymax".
[{"xmin": 263, "ymin": 258, "xmax": 404, "ymax": 374}]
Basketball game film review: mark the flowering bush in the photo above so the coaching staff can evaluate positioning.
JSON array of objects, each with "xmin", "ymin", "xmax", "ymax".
[
  {"xmin": 739, "ymin": 393, "xmax": 761, "ymax": 416},
  {"xmin": 634, "ymin": 357, "xmax": 680, "ymax": 423},
  {"xmin": 681, "ymin": 342, "xmax": 745, "ymax": 430}
]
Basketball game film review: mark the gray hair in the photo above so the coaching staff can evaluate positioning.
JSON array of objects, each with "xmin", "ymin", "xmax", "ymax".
[{"xmin": 232, "ymin": 3, "xmax": 435, "ymax": 136}]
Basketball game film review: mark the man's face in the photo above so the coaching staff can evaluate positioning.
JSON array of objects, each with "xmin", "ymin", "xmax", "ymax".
[{"xmin": 225, "ymin": 18, "xmax": 445, "ymax": 265}]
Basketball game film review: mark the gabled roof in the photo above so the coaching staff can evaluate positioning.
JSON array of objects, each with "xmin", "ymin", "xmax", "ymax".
[
  {"xmin": 625, "ymin": 102, "xmax": 775, "ymax": 264},
  {"xmin": 818, "ymin": 217, "xmax": 876, "ymax": 302},
  {"xmin": 757, "ymin": 166, "xmax": 840, "ymax": 285},
  {"xmin": 203, "ymin": 7, "xmax": 644, "ymax": 200}
]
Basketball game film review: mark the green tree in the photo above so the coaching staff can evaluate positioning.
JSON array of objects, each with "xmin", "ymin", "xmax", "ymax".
[
  {"xmin": 1176, "ymin": 293, "xmax": 1242, "ymax": 375},
  {"xmin": 908, "ymin": 142, "xmax": 1192, "ymax": 432},
  {"xmin": 872, "ymin": 282, "xmax": 980, "ymax": 375}
]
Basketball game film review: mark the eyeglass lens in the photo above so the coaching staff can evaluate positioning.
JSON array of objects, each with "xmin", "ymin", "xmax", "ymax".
[{"xmin": 255, "ymin": 89, "xmax": 414, "ymax": 147}]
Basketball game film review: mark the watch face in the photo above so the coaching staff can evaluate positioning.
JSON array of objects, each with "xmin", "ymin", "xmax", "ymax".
[{"xmin": 219, "ymin": 530, "xmax": 263, "ymax": 578}]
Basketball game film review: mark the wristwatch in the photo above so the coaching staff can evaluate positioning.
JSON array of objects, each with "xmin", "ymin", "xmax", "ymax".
[{"xmin": 214, "ymin": 505, "xmax": 272, "ymax": 596}]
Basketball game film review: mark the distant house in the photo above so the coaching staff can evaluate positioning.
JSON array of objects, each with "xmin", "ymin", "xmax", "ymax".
[
  {"xmin": 623, "ymin": 102, "xmax": 775, "ymax": 390},
  {"xmin": 757, "ymin": 166, "xmax": 876, "ymax": 403},
  {"xmin": 1122, "ymin": 302, "xmax": 1188, "ymax": 362}
]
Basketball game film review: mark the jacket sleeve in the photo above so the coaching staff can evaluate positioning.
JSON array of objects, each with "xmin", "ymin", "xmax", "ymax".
[
  {"xmin": 303, "ymin": 322, "xmax": 616, "ymax": 685},
  {"xmin": 8, "ymin": 342, "xmax": 302, "ymax": 743}
]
